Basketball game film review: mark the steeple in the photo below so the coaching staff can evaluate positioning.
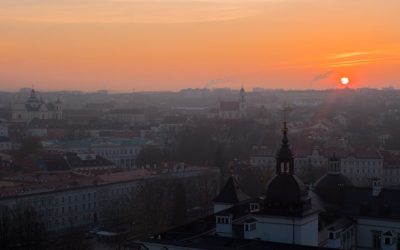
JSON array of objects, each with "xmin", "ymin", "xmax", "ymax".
[
  {"xmin": 239, "ymin": 85, "xmax": 246, "ymax": 102},
  {"xmin": 30, "ymin": 88, "xmax": 36, "ymax": 98},
  {"xmin": 276, "ymin": 106, "xmax": 294, "ymax": 175}
]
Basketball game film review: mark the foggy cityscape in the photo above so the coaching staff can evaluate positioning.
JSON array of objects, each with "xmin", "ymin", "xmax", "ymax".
[{"xmin": 1, "ymin": 1, "xmax": 400, "ymax": 250}]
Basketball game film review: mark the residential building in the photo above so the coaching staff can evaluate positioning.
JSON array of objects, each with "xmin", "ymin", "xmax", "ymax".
[
  {"xmin": 0, "ymin": 166, "xmax": 219, "ymax": 232},
  {"xmin": 103, "ymin": 109, "xmax": 145, "ymax": 125},
  {"xmin": 43, "ymin": 137, "xmax": 151, "ymax": 168},
  {"xmin": 0, "ymin": 119, "xmax": 8, "ymax": 137}
]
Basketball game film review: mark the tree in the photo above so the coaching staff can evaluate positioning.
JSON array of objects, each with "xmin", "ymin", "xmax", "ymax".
[
  {"xmin": 0, "ymin": 205, "xmax": 47, "ymax": 250},
  {"xmin": 171, "ymin": 182, "xmax": 187, "ymax": 226},
  {"xmin": 136, "ymin": 146, "xmax": 164, "ymax": 167},
  {"xmin": 20, "ymin": 136, "xmax": 43, "ymax": 156},
  {"xmin": 54, "ymin": 228, "xmax": 91, "ymax": 250}
]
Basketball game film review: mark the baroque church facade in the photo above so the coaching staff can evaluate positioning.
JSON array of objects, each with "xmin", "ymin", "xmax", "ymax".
[
  {"xmin": 137, "ymin": 119, "xmax": 400, "ymax": 250},
  {"xmin": 12, "ymin": 89, "xmax": 63, "ymax": 123},
  {"xmin": 218, "ymin": 87, "xmax": 247, "ymax": 119}
]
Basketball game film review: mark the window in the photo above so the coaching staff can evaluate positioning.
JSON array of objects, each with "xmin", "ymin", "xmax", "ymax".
[
  {"xmin": 216, "ymin": 216, "xmax": 230, "ymax": 224},
  {"xmin": 250, "ymin": 203, "xmax": 260, "ymax": 212}
]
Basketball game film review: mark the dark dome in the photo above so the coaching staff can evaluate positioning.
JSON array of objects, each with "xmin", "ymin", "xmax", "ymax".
[
  {"xmin": 315, "ymin": 173, "xmax": 353, "ymax": 204},
  {"xmin": 264, "ymin": 174, "xmax": 312, "ymax": 216},
  {"xmin": 266, "ymin": 174, "xmax": 307, "ymax": 203}
]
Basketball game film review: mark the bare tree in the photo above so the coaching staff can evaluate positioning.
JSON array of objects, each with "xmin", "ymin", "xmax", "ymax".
[{"xmin": 0, "ymin": 204, "xmax": 47, "ymax": 250}]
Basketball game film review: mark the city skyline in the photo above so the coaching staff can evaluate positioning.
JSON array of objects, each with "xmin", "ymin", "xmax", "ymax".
[{"xmin": 1, "ymin": 0, "xmax": 400, "ymax": 91}]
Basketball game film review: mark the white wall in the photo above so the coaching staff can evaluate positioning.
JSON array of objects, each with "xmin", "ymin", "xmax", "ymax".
[
  {"xmin": 357, "ymin": 217, "xmax": 400, "ymax": 250},
  {"xmin": 254, "ymin": 213, "xmax": 319, "ymax": 246}
]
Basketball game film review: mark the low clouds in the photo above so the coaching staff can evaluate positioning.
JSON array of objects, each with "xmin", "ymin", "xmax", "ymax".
[
  {"xmin": 324, "ymin": 48, "xmax": 400, "ymax": 68},
  {"xmin": 311, "ymin": 71, "xmax": 333, "ymax": 82}
]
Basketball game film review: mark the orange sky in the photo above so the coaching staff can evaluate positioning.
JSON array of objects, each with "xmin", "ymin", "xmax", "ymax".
[{"xmin": 0, "ymin": 0, "xmax": 400, "ymax": 92}]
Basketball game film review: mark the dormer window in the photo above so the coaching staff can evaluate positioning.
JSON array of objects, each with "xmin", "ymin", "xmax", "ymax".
[
  {"xmin": 244, "ymin": 223, "xmax": 256, "ymax": 232},
  {"xmin": 328, "ymin": 230, "xmax": 340, "ymax": 240},
  {"xmin": 250, "ymin": 203, "xmax": 260, "ymax": 212},
  {"xmin": 216, "ymin": 215, "xmax": 231, "ymax": 224}
]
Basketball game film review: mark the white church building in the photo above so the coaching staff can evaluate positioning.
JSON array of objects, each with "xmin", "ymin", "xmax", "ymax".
[
  {"xmin": 218, "ymin": 87, "xmax": 247, "ymax": 119},
  {"xmin": 12, "ymin": 89, "xmax": 63, "ymax": 123}
]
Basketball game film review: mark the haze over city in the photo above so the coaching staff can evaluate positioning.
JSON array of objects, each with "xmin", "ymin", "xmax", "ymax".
[
  {"xmin": 3, "ymin": 1, "xmax": 400, "ymax": 250},
  {"xmin": 1, "ymin": 0, "xmax": 400, "ymax": 92}
]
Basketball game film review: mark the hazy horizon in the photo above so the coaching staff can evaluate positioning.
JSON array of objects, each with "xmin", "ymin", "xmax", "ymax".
[
  {"xmin": 1, "ymin": 0, "xmax": 400, "ymax": 91},
  {"xmin": 1, "ymin": 85, "xmax": 398, "ymax": 94}
]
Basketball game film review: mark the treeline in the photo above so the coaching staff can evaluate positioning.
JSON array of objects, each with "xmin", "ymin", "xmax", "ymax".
[
  {"xmin": 136, "ymin": 119, "xmax": 279, "ymax": 167},
  {"xmin": 0, "ymin": 205, "xmax": 46, "ymax": 249}
]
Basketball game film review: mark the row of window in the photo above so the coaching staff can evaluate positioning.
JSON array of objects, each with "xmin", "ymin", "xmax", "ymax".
[
  {"xmin": 32, "ymin": 191, "xmax": 97, "ymax": 208},
  {"xmin": 343, "ymin": 168, "xmax": 381, "ymax": 175},
  {"xmin": 48, "ymin": 212, "xmax": 96, "ymax": 229},
  {"xmin": 342, "ymin": 160, "xmax": 382, "ymax": 167},
  {"xmin": 96, "ymin": 148, "xmax": 139, "ymax": 156},
  {"xmin": 216, "ymin": 216, "xmax": 231, "ymax": 224}
]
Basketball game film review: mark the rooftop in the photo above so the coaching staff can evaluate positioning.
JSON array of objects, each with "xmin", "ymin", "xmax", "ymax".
[
  {"xmin": 0, "ymin": 165, "xmax": 216, "ymax": 199},
  {"xmin": 42, "ymin": 137, "xmax": 151, "ymax": 149}
]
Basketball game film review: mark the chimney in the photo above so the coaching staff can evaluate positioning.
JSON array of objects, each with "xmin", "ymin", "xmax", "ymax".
[{"xmin": 372, "ymin": 178, "xmax": 382, "ymax": 196}]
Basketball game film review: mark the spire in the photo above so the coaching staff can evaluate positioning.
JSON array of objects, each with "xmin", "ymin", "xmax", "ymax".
[
  {"xmin": 30, "ymin": 88, "xmax": 36, "ymax": 98},
  {"xmin": 276, "ymin": 106, "xmax": 294, "ymax": 175},
  {"xmin": 281, "ymin": 106, "xmax": 292, "ymax": 145}
]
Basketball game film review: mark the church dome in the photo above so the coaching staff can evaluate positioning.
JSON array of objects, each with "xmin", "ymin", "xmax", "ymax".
[{"xmin": 315, "ymin": 173, "xmax": 353, "ymax": 204}]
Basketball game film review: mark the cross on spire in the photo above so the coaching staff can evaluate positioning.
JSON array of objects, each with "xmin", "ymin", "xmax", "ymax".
[{"xmin": 282, "ymin": 105, "xmax": 292, "ymax": 135}]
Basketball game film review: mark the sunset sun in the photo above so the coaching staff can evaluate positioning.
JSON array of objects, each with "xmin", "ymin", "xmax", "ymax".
[{"xmin": 341, "ymin": 77, "xmax": 350, "ymax": 85}]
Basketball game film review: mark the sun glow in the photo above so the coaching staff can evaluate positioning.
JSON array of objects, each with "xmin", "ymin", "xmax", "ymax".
[{"xmin": 341, "ymin": 77, "xmax": 350, "ymax": 85}]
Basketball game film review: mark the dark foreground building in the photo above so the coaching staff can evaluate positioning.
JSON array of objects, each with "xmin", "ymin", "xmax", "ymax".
[{"xmin": 130, "ymin": 121, "xmax": 400, "ymax": 250}]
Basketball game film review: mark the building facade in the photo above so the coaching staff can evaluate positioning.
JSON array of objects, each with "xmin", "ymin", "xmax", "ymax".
[
  {"xmin": 251, "ymin": 147, "xmax": 400, "ymax": 188},
  {"xmin": 218, "ymin": 87, "xmax": 247, "ymax": 119},
  {"xmin": 43, "ymin": 137, "xmax": 149, "ymax": 168},
  {"xmin": 0, "ymin": 167, "xmax": 219, "ymax": 232},
  {"xmin": 103, "ymin": 109, "xmax": 145, "ymax": 125}
]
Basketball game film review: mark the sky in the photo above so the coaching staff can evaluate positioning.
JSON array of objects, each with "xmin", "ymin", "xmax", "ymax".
[{"xmin": 0, "ymin": 0, "xmax": 400, "ymax": 92}]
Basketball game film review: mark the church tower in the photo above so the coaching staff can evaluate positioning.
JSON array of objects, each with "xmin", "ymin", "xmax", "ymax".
[
  {"xmin": 54, "ymin": 97, "xmax": 63, "ymax": 120},
  {"xmin": 253, "ymin": 107, "xmax": 319, "ymax": 246},
  {"xmin": 276, "ymin": 118, "xmax": 294, "ymax": 175},
  {"xmin": 239, "ymin": 86, "xmax": 247, "ymax": 118}
]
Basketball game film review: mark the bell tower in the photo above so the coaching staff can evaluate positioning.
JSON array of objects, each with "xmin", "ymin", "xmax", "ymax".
[
  {"xmin": 239, "ymin": 86, "xmax": 247, "ymax": 118},
  {"xmin": 276, "ymin": 106, "xmax": 294, "ymax": 175}
]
